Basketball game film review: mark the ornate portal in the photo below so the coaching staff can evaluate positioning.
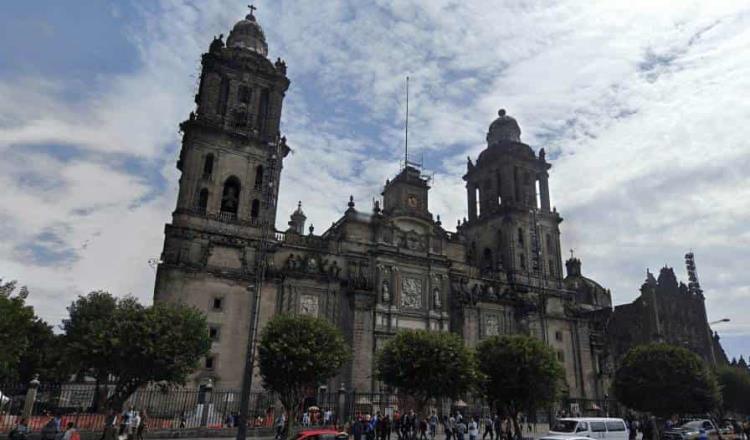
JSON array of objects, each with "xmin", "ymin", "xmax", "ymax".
[
  {"xmin": 299, "ymin": 294, "xmax": 319, "ymax": 317},
  {"xmin": 401, "ymin": 276, "xmax": 423, "ymax": 309}
]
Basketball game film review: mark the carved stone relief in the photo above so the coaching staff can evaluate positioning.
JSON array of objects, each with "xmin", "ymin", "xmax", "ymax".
[
  {"xmin": 401, "ymin": 276, "xmax": 423, "ymax": 309},
  {"xmin": 299, "ymin": 294, "xmax": 319, "ymax": 317}
]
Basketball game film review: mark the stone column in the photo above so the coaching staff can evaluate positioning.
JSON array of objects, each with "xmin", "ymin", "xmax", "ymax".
[
  {"xmin": 200, "ymin": 378, "xmax": 214, "ymax": 427},
  {"xmin": 350, "ymin": 291, "xmax": 375, "ymax": 391},
  {"xmin": 22, "ymin": 375, "xmax": 40, "ymax": 420},
  {"xmin": 337, "ymin": 383, "xmax": 347, "ymax": 427},
  {"xmin": 539, "ymin": 173, "xmax": 551, "ymax": 212}
]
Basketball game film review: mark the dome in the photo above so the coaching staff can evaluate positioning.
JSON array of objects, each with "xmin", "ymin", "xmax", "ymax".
[
  {"xmin": 226, "ymin": 12, "xmax": 269, "ymax": 56},
  {"xmin": 486, "ymin": 109, "xmax": 521, "ymax": 145}
]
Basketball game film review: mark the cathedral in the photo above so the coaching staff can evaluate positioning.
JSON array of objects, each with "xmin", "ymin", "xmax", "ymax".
[{"xmin": 153, "ymin": 10, "xmax": 614, "ymax": 402}]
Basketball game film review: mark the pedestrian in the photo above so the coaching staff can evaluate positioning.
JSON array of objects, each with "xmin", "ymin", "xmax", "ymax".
[
  {"xmin": 444, "ymin": 416, "xmax": 453, "ymax": 440},
  {"xmin": 419, "ymin": 418, "xmax": 428, "ymax": 440},
  {"xmin": 380, "ymin": 415, "xmax": 392, "ymax": 440},
  {"xmin": 468, "ymin": 418, "xmax": 479, "ymax": 440},
  {"xmin": 429, "ymin": 412, "xmax": 438, "ymax": 440},
  {"xmin": 136, "ymin": 410, "xmax": 147, "ymax": 440},
  {"xmin": 353, "ymin": 417, "xmax": 365, "ymax": 440},
  {"xmin": 42, "ymin": 415, "xmax": 62, "ymax": 440},
  {"xmin": 483, "ymin": 415, "xmax": 494, "ymax": 440},
  {"xmin": 62, "ymin": 422, "xmax": 80, "ymax": 440},
  {"xmin": 456, "ymin": 418, "xmax": 466, "ymax": 440},
  {"xmin": 394, "ymin": 412, "xmax": 402, "ymax": 440},
  {"xmin": 366, "ymin": 414, "xmax": 376, "ymax": 440},
  {"xmin": 9, "ymin": 418, "xmax": 29, "ymax": 440},
  {"xmin": 274, "ymin": 412, "xmax": 286, "ymax": 440}
]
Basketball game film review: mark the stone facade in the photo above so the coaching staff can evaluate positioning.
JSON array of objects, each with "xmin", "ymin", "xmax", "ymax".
[
  {"xmin": 607, "ymin": 264, "xmax": 729, "ymax": 366},
  {"xmin": 154, "ymin": 12, "xmax": 613, "ymax": 400}
]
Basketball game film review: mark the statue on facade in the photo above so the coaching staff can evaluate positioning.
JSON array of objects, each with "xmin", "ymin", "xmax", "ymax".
[
  {"xmin": 382, "ymin": 280, "xmax": 391, "ymax": 303},
  {"xmin": 433, "ymin": 287, "xmax": 442, "ymax": 309},
  {"xmin": 209, "ymin": 34, "xmax": 224, "ymax": 53}
]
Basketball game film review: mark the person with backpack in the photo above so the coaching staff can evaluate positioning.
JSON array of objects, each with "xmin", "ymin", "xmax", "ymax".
[{"xmin": 456, "ymin": 418, "xmax": 466, "ymax": 440}]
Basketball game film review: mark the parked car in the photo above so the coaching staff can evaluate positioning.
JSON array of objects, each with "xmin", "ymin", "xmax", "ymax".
[
  {"xmin": 662, "ymin": 420, "xmax": 720, "ymax": 440},
  {"xmin": 295, "ymin": 428, "xmax": 349, "ymax": 440},
  {"xmin": 544, "ymin": 418, "xmax": 629, "ymax": 440}
]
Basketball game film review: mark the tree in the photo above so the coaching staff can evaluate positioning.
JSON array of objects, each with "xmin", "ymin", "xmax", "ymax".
[
  {"xmin": 613, "ymin": 343, "xmax": 720, "ymax": 416},
  {"xmin": 258, "ymin": 315, "xmax": 350, "ymax": 439},
  {"xmin": 716, "ymin": 365, "xmax": 750, "ymax": 415},
  {"xmin": 0, "ymin": 279, "xmax": 53, "ymax": 383},
  {"xmin": 376, "ymin": 330, "xmax": 476, "ymax": 415},
  {"xmin": 63, "ymin": 292, "xmax": 211, "ymax": 410},
  {"xmin": 476, "ymin": 335, "xmax": 564, "ymax": 437},
  {"xmin": 104, "ymin": 300, "xmax": 212, "ymax": 409},
  {"xmin": 17, "ymin": 319, "xmax": 70, "ymax": 383}
]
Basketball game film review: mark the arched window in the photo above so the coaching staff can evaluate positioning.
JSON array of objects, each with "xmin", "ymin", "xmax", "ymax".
[
  {"xmin": 535, "ymin": 179, "xmax": 541, "ymax": 209},
  {"xmin": 220, "ymin": 176, "xmax": 241, "ymax": 215},
  {"xmin": 256, "ymin": 88, "xmax": 270, "ymax": 133},
  {"xmin": 519, "ymin": 253, "xmax": 526, "ymax": 270},
  {"xmin": 197, "ymin": 188, "xmax": 209, "ymax": 212},
  {"xmin": 517, "ymin": 227, "xmax": 524, "ymax": 246},
  {"xmin": 203, "ymin": 154, "xmax": 214, "ymax": 178},
  {"xmin": 548, "ymin": 259, "xmax": 555, "ymax": 276},
  {"xmin": 482, "ymin": 248, "xmax": 493, "ymax": 272},
  {"xmin": 475, "ymin": 186, "xmax": 481, "ymax": 217},
  {"xmin": 254, "ymin": 165, "xmax": 264, "ymax": 190},
  {"xmin": 250, "ymin": 199, "xmax": 260, "ymax": 220},
  {"xmin": 218, "ymin": 77, "xmax": 230, "ymax": 116}
]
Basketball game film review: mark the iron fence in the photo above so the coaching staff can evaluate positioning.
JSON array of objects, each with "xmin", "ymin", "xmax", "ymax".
[{"xmin": 0, "ymin": 383, "xmax": 579, "ymax": 435}]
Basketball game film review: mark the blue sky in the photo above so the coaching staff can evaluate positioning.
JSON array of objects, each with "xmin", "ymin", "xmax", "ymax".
[{"xmin": 0, "ymin": 0, "xmax": 749, "ymax": 359}]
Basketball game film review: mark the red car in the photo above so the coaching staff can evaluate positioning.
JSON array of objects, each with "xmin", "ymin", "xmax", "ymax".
[{"xmin": 295, "ymin": 428, "xmax": 349, "ymax": 440}]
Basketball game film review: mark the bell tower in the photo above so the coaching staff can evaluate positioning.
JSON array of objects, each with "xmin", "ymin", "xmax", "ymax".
[
  {"xmin": 462, "ymin": 110, "xmax": 563, "ymax": 284},
  {"xmin": 154, "ymin": 9, "xmax": 290, "ymax": 387}
]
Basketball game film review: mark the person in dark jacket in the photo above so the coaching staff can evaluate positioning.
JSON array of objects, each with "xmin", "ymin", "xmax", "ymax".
[{"xmin": 353, "ymin": 418, "xmax": 365, "ymax": 440}]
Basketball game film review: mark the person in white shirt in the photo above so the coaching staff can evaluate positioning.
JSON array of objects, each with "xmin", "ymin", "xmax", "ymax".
[{"xmin": 468, "ymin": 418, "xmax": 479, "ymax": 440}]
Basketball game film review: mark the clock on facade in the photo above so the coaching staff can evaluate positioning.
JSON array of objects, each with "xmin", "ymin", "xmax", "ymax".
[{"xmin": 407, "ymin": 194, "xmax": 419, "ymax": 208}]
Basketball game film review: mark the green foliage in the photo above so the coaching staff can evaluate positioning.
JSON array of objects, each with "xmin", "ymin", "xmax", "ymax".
[
  {"xmin": 63, "ymin": 290, "xmax": 119, "ymax": 383},
  {"xmin": 613, "ymin": 343, "xmax": 721, "ymax": 416},
  {"xmin": 259, "ymin": 314, "xmax": 350, "ymax": 437},
  {"xmin": 717, "ymin": 364, "xmax": 750, "ymax": 415},
  {"xmin": 0, "ymin": 279, "xmax": 62, "ymax": 383},
  {"xmin": 476, "ymin": 335, "xmax": 564, "ymax": 422},
  {"xmin": 63, "ymin": 292, "xmax": 211, "ymax": 409},
  {"xmin": 376, "ymin": 330, "xmax": 476, "ymax": 412},
  {"xmin": 17, "ymin": 320, "xmax": 71, "ymax": 383}
]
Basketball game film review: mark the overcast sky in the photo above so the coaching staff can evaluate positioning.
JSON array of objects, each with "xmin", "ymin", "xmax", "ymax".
[{"xmin": 0, "ymin": 0, "xmax": 748, "ymax": 359}]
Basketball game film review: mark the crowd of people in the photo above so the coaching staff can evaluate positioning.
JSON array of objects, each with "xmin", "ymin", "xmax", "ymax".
[{"xmin": 347, "ymin": 411, "xmax": 529, "ymax": 440}]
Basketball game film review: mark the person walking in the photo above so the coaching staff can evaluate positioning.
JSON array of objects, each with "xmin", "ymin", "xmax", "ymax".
[
  {"xmin": 62, "ymin": 422, "xmax": 80, "ymax": 440},
  {"xmin": 353, "ymin": 417, "xmax": 365, "ymax": 440},
  {"xmin": 274, "ymin": 412, "xmax": 286, "ymax": 440},
  {"xmin": 444, "ymin": 416, "xmax": 453, "ymax": 440},
  {"xmin": 9, "ymin": 418, "xmax": 29, "ymax": 440},
  {"xmin": 136, "ymin": 410, "xmax": 147, "ymax": 440},
  {"xmin": 380, "ymin": 415, "xmax": 392, "ymax": 440},
  {"xmin": 482, "ymin": 415, "xmax": 494, "ymax": 440},
  {"xmin": 468, "ymin": 417, "xmax": 479, "ymax": 440},
  {"xmin": 456, "ymin": 417, "xmax": 466, "ymax": 440},
  {"xmin": 42, "ymin": 415, "xmax": 62, "ymax": 440},
  {"xmin": 393, "ymin": 412, "xmax": 402, "ymax": 440},
  {"xmin": 429, "ymin": 412, "xmax": 438, "ymax": 440},
  {"xmin": 419, "ymin": 418, "xmax": 428, "ymax": 440}
]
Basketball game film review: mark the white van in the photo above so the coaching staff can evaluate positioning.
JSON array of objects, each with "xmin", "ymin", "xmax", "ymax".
[{"xmin": 543, "ymin": 418, "xmax": 629, "ymax": 440}]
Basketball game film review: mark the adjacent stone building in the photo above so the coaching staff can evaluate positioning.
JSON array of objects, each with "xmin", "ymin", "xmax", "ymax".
[
  {"xmin": 607, "ymin": 261, "xmax": 729, "ymax": 366},
  {"xmin": 154, "ymin": 11, "xmax": 613, "ymax": 401}
]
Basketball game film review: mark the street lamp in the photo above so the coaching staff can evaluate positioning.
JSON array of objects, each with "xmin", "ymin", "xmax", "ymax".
[{"xmin": 709, "ymin": 318, "xmax": 730, "ymax": 325}]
